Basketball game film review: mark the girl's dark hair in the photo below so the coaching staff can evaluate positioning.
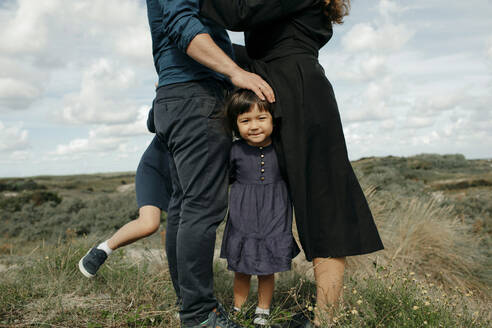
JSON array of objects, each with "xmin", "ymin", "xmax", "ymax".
[
  {"xmin": 224, "ymin": 89, "xmax": 273, "ymax": 137},
  {"xmin": 323, "ymin": 0, "xmax": 350, "ymax": 24}
]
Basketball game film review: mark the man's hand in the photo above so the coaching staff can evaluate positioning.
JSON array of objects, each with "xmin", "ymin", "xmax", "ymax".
[
  {"xmin": 186, "ymin": 33, "xmax": 275, "ymax": 103},
  {"xmin": 229, "ymin": 67, "xmax": 275, "ymax": 103}
]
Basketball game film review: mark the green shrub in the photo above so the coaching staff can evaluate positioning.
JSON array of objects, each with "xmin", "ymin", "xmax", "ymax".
[
  {"xmin": 408, "ymin": 154, "xmax": 469, "ymax": 170},
  {"xmin": 0, "ymin": 193, "xmax": 138, "ymax": 242},
  {"xmin": 0, "ymin": 191, "xmax": 62, "ymax": 212},
  {"xmin": 0, "ymin": 179, "xmax": 46, "ymax": 192}
]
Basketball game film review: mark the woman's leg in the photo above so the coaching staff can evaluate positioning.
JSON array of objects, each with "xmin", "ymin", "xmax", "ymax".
[
  {"xmin": 313, "ymin": 257, "xmax": 346, "ymax": 325},
  {"xmin": 257, "ymin": 274, "xmax": 275, "ymax": 310},
  {"xmin": 234, "ymin": 272, "xmax": 252, "ymax": 309},
  {"xmin": 107, "ymin": 205, "xmax": 161, "ymax": 250}
]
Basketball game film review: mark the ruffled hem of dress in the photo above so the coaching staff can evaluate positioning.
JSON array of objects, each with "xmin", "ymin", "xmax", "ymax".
[
  {"xmin": 226, "ymin": 262, "xmax": 292, "ymax": 276},
  {"xmin": 220, "ymin": 233, "xmax": 300, "ymax": 275}
]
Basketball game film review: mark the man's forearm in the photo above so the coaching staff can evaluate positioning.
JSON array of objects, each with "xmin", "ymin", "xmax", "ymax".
[
  {"xmin": 186, "ymin": 33, "xmax": 275, "ymax": 102},
  {"xmin": 186, "ymin": 33, "xmax": 241, "ymax": 79}
]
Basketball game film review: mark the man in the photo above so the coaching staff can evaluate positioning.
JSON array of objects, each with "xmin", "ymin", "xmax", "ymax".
[{"xmin": 146, "ymin": 1, "xmax": 274, "ymax": 327}]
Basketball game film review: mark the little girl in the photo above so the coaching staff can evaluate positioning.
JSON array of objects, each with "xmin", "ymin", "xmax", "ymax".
[{"xmin": 220, "ymin": 89, "xmax": 299, "ymax": 326}]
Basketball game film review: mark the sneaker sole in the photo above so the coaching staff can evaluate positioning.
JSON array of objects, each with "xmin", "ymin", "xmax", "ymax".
[{"xmin": 78, "ymin": 252, "xmax": 95, "ymax": 278}]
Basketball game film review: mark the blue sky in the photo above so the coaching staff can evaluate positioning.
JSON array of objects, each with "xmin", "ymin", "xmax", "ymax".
[{"xmin": 1, "ymin": 0, "xmax": 491, "ymax": 177}]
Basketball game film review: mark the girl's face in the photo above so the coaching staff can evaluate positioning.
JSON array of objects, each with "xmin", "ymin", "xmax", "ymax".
[{"xmin": 236, "ymin": 104, "xmax": 273, "ymax": 147}]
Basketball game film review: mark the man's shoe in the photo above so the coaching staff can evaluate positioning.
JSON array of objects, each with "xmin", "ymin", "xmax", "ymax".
[
  {"xmin": 187, "ymin": 303, "xmax": 244, "ymax": 328},
  {"xmin": 78, "ymin": 247, "xmax": 108, "ymax": 278}
]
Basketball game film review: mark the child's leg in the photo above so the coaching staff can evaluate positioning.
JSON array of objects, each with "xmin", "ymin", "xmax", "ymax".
[
  {"xmin": 233, "ymin": 272, "xmax": 252, "ymax": 309},
  {"xmin": 78, "ymin": 205, "xmax": 161, "ymax": 278},
  {"xmin": 254, "ymin": 274, "xmax": 274, "ymax": 326},
  {"xmin": 313, "ymin": 257, "xmax": 345, "ymax": 325},
  {"xmin": 106, "ymin": 205, "xmax": 161, "ymax": 250},
  {"xmin": 79, "ymin": 136, "xmax": 170, "ymax": 279},
  {"xmin": 257, "ymin": 274, "xmax": 274, "ymax": 310}
]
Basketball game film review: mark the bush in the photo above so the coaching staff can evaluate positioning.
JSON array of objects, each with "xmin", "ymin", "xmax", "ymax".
[
  {"xmin": 0, "ymin": 191, "xmax": 62, "ymax": 212},
  {"xmin": 408, "ymin": 154, "xmax": 469, "ymax": 170},
  {"xmin": 0, "ymin": 193, "xmax": 139, "ymax": 242},
  {"xmin": 0, "ymin": 179, "xmax": 46, "ymax": 192}
]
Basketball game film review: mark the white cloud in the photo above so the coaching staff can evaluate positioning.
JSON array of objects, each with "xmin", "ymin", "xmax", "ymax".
[
  {"xmin": 0, "ymin": 0, "xmax": 58, "ymax": 55},
  {"xmin": 68, "ymin": 0, "xmax": 152, "ymax": 66},
  {"xmin": 114, "ymin": 26, "xmax": 152, "ymax": 61},
  {"xmin": 52, "ymin": 136, "xmax": 128, "ymax": 157},
  {"xmin": 413, "ymin": 91, "xmax": 466, "ymax": 117},
  {"xmin": 58, "ymin": 58, "xmax": 140, "ymax": 125},
  {"xmin": 0, "ymin": 121, "xmax": 29, "ymax": 152},
  {"xmin": 362, "ymin": 56, "xmax": 387, "ymax": 77},
  {"xmin": 88, "ymin": 106, "xmax": 150, "ymax": 138},
  {"xmin": 342, "ymin": 22, "xmax": 414, "ymax": 53},
  {"xmin": 10, "ymin": 150, "xmax": 30, "ymax": 161},
  {"xmin": 0, "ymin": 78, "xmax": 42, "ymax": 110},
  {"xmin": 1, "ymin": 1, "xmax": 491, "ymax": 176},
  {"xmin": 0, "ymin": 54, "xmax": 48, "ymax": 111},
  {"xmin": 341, "ymin": 77, "xmax": 397, "ymax": 123},
  {"xmin": 404, "ymin": 117, "xmax": 434, "ymax": 129},
  {"xmin": 0, "ymin": 0, "xmax": 151, "ymax": 111},
  {"xmin": 378, "ymin": 0, "xmax": 401, "ymax": 18},
  {"xmin": 53, "ymin": 105, "xmax": 150, "ymax": 157},
  {"xmin": 487, "ymin": 37, "xmax": 492, "ymax": 61},
  {"xmin": 330, "ymin": 54, "xmax": 388, "ymax": 82}
]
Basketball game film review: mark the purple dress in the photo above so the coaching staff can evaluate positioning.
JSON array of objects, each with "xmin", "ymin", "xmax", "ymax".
[{"xmin": 220, "ymin": 140, "xmax": 299, "ymax": 275}]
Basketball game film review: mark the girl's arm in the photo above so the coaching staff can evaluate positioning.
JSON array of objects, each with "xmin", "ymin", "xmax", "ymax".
[{"xmin": 200, "ymin": 0, "xmax": 319, "ymax": 31}]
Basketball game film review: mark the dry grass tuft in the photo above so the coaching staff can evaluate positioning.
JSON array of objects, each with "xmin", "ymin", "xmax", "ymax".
[{"xmin": 347, "ymin": 187, "xmax": 490, "ymax": 300}]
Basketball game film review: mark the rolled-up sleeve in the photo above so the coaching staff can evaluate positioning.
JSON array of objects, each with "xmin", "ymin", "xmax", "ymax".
[{"xmin": 160, "ymin": 0, "xmax": 208, "ymax": 52}]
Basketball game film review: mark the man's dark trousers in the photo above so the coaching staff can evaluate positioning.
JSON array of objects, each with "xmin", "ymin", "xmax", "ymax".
[{"xmin": 153, "ymin": 79, "xmax": 231, "ymax": 326}]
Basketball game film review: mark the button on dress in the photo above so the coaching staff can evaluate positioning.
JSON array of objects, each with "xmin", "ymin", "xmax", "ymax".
[{"xmin": 220, "ymin": 140, "xmax": 299, "ymax": 275}]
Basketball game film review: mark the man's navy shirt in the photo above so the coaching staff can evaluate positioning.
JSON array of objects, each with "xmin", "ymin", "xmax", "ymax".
[{"xmin": 147, "ymin": 0, "xmax": 234, "ymax": 87}]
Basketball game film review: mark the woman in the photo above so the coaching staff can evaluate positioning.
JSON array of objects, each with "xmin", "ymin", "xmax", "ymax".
[{"xmin": 200, "ymin": 1, "xmax": 384, "ymax": 326}]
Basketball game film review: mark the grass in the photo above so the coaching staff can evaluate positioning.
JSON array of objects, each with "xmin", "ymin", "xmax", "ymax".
[
  {"xmin": 329, "ymin": 267, "xmax": 488, "ymax": 327},
  {"xmin": 0, "ymin": 238, "xmax": 179, "ymax": 327},
  {"xmin": 0, "ymin": 238, "xmax": 490, "ymax": 327},
  {"xmin": 0, "ymin": 154, "xmax": 491, "ymax": 327},
  {"xmin": 369, "ymin": 196, "xmax": 490, "ymax": 294}
]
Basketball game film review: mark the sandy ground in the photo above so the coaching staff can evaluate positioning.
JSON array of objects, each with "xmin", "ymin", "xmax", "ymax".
[{"xmin": 117, "ymin": 184, "xmax": 135, "ymax": 193}]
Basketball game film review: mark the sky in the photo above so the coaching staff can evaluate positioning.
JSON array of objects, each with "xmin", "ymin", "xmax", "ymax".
[{"xmin": 0, "ymin": 0, "xmax": 491, "ymax": 177}]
